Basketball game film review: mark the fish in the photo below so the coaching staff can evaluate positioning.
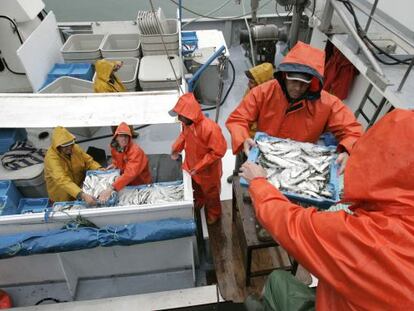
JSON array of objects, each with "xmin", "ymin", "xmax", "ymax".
[
  {"xmin": 118, "ymin": 183, "xmax": 184, "ymax": 206},
  {"xmin": 254, "ymin": 138, "xmax": 337, "ymax": 201},
  {"xmin": 82, "ymin": 170, "xmax": 120, "ymax": 201}
]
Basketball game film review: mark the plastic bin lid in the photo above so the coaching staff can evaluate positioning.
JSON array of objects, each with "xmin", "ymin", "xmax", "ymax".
[
  {"xmin": 139, "ymin": 55, "xmax": 182, "ymax": 82},
  {"xmin": 192, "ymin": 47, "xmax": 222, "ymax": 66}
]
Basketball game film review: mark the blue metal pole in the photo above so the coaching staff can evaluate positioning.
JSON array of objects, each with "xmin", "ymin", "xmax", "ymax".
[{"xmin": 188, "ymin": 45, "xmax": 226, "ymax": 92}]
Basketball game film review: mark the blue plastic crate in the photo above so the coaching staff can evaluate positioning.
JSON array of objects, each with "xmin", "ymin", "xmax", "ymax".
[
  {"xmin": 182, "ymin": 31, "xmax": 198, "ymax": 55},
  {"xmin": 0, "ymin": 196, "xmax": 20, "ymax": 216},
  {"xmin": 17, "ymin": 198, "xmax": 50, "ymax": 214},
  {"xmin": 0, "ymin": 128, "xmax": 28, "ymax": 154},
  {"xmin": 321, "ymin": 132, "xmax": 338, "ymax": 147},
  {"xmin": 241, "ymin": 132, "xmax": 340, "ymax": 209},
  {"xmin": 45, "ymin": 63, "xmax": 94, "ymax": 87},
  {"xmin": 182, "ymin": 31, "xmax": 198, "ymax": 45},
  {"xmin": 86, "ymin": 169, "xmax": 120, "ymax": 177},
  {"xmin": 0, "ymin": 180, "xmax": 22, "ymax": 210}
]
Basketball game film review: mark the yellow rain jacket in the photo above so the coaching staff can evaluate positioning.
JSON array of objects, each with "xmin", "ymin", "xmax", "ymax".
[
  {"xmin": 94, "ymin": 60, "xmax": 126, "ymax": 93},
  {"xmin": 44, "ymin": 127, "xmax": 101, "ymax": 202},
  {"xmin": 248, "ymin": 62, "xmax": 274, "ymax": 86}
]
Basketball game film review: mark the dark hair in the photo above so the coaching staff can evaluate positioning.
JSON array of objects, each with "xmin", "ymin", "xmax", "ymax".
[{"xmin": 245, "ymin": 70, "xmax": 254, "ymax": 80}]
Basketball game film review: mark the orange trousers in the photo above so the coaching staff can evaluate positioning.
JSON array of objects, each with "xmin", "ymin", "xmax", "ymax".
[{"xmin": 192, "ymin": 178, "xmax": 222, "ymax": 219}]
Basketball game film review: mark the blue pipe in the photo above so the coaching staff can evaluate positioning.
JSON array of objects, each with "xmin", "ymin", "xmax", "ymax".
[{"xmin": 188, "ymin": 45, "xmax": 226, "ymax": 92}]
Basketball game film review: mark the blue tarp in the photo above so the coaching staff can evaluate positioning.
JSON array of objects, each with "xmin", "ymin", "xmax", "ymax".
[{"xmin": 0, "ymin": 218, "xmax": 196, "ymax": 259}]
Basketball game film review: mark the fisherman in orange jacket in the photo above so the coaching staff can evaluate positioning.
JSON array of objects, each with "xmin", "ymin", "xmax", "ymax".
[
  {"xmin": 226, "ymin": 41, "xmax": 363, "ymax": 174},
  {"xmin": 98, "ymin": 122, "xmax": 152, "ymax": 203},
  {"xmin": 240, "ymin": 109, "xmax": 414, "ymax": 310},
  {"xmin": 170, "ymin": 93, "xmax": 227, "ymax": 225}
]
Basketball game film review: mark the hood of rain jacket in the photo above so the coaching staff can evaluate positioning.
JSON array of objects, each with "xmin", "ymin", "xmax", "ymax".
[
  {"xmin": 45, "ymin": 127, "xmax": 101, "ymax": 202},
  {"xmin": 249, "ymin": 62, "xmax": 274, "ymax": 85},
  {"xmin": 94, "ymin": 59, "xmax": 126, "ymax": 93},
  {"xmin": 248, "ymin": 109, "xmax": 414, "ymax": 310},
  {"xmin": 343, "ymin": 109, "xmax": 414, "ymax": 215}
]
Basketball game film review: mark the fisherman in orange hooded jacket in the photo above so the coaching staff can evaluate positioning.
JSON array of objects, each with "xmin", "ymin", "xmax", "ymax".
[
  {"xmin": 98, "ymin": 122, "xmax": 152, "ymax": 203},
  {"xmin": 240, "ymin": 109, "xmax": 414, "ymax": 310},
  {"xmin": 226, "ymin": 41, "xmax": 363, "ymax": 174},
  {"xmin": 170, "ymin": 93, "xmax": 227, "ymax": 225}
]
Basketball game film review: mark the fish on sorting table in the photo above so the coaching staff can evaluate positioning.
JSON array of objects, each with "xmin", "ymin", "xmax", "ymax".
[{"xmin": 118, "ymin": 183, "xmax": 184, "ymax": 206}]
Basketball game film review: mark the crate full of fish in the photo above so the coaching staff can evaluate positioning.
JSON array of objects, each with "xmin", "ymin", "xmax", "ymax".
[
  {"xmin": 118, "ymin": 181, "xmax": 184, "ymax": 206},
  {"xmin": 241, "ymin": 132, "xmax": 340, "ymax": 209},
  {"xmin": 82, "ymin": 170, "xmax": 120, "ymax": 206}
]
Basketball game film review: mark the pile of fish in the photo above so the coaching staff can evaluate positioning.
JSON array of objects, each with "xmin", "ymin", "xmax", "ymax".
[
  {"xmin": 82, "ymin": 170, "xmax": 120, "ymax": 205},
  {"xmin": 256, "ymin": 138, "xmax": 336, "ymax": 199},
  {"xmin": 118, "ymin": 183, "xmax": 184, "ymax": 206}
]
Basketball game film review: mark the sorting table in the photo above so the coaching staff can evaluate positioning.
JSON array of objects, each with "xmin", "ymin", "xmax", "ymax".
[{"xmin": 232, "ymin": 177, "xmax": 298, "ymax": 286}]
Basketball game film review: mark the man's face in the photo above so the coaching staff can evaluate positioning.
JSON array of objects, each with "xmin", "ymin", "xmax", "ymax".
[
  {"xmin": 178, "ymin": 115, "xmax": 193, "ymax": 126},
  {"xmin": 59, "ymin": 144, "xmax": 74, "ymax": 156},
  {"xmin": 285, "ymin": 79, "xmax": 310, "ymax": 100},
  {"xmin": 116, "ymin": 134, "xmax": 130, "ymax": 148}
]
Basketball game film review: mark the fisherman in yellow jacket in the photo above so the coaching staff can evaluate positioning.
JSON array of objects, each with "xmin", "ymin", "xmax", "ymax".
[
  {"xmin": 93, "ymin": 59, "xmax": 126, "ymax": 93},
  {"xmin": 44, "ymin": 127, "xmax": 101, "ymax": 205}
]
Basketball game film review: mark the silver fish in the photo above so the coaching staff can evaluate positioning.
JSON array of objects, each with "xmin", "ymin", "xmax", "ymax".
[{"xmin": 255, "ymin": 138, "xmax": 337, "ymax": 200}]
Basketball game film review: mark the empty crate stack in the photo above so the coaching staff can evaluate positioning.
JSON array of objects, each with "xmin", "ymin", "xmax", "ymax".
[
  {"xmin": 137, "ymin": 8, "xmax": 181, "ymax": 90},
  {"xmin": 61, "ymin": 34, "xmax": 105, "ymax": 63}
]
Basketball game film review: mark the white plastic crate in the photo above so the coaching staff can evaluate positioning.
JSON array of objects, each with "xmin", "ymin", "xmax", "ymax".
[
  {"xmin": 94, "ymin": 57, "xmax": 139, "ymax": 91},
  {"xmin": 38, "ymin": 77, "xmax": 100, "ymax": 137},
  {"xmin": 142, "ymin": 41, "xmax": 179, "ymax": 56},
  {"xmin": 139, "ymin": 55, "xmax": 182, "ymax": 91},
  {"xmin": 101, "ymin": 34, "xmax": 141, "ymax": 58},
  {"xmin": 38, "ymin": 76, "xmax": 94, "ymax": 93},
  {"xmin": 61, "ymin": 34, "xmax": 105, "ymax": 61},
  {"xmin": 140, "ymin": 19, "xmax": 179, "ymax": 45}
]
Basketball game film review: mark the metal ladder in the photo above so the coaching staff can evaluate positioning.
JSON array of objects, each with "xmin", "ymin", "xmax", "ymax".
[{"xmin": 354, "ymin": 84, "xmax": 388, "ymax": 128}]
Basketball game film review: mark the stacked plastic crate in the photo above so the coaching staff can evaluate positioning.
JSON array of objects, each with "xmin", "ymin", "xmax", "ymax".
[{"xmin": 137, "ymin": 8, "xmax": 182, "ymax": 91}]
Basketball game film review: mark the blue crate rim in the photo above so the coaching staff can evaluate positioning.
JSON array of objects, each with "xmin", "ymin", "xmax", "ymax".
[
  {"xmin": 52, "ymin": 200, "xmax": 86, "ymax": 207},
  {"xmin": 122, "ymin": 180, "xmax": 184, "ymax": 191},
  {"xmin": 241, "ymin": 132, "xmax": 340, "ymax": 207},
  {"xmin": 86, "ymin": 169, "xmax": 120, "ymax": 176}
]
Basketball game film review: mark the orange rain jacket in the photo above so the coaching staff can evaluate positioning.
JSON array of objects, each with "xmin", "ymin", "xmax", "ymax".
[
  {"xmin": 110, "ymin": 122, "xmax": 152, "ymax": 191},
  {"xmin": 226, "ymin": 41, "xmax": 363, "ymax": 154},
  {"xmin": 324, "ymin": 46, "xmax": 358, "ymax": 100},
  {"xmin": 249, "ymin": 109, "xmax": 414, "ymax": 310},
  {"xmin": 171, "ymin": 93, "xmax": 227, "ymax": 188}
]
